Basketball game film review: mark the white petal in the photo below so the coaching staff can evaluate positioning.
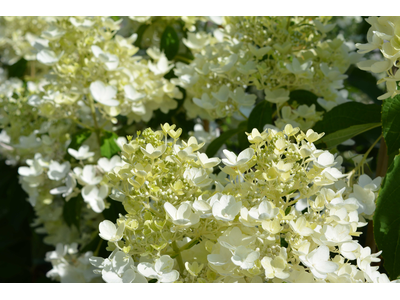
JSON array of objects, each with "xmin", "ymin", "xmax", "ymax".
[
  {"xmin": 102, "ymin": 270, "xmax": 122, "ymax": 283},
  {"xmin": 89, "ymin": 256, "xmax": 105, "ymax": 268},
  {"xmin": 99, "ymin": 220, "xmax": 117, "ymax": 241},
  {"xmin": 137, "ymin": 262, "xmax": 158, "ymax": 278},
  {"xmin": 160, "ymin": 270, "xmax": 179, "ymax": 283},
  {"xmin": 164, "ymin": 202, "xmax": 177, "ymax": 219},
  {"xmin": 91, "ymin": 45, "xmax": 103, "ymax": 58}
]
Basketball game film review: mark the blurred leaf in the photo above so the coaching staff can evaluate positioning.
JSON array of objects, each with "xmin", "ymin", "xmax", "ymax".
[
  {"xmin": 288, "ymin": 90, "xmax": 324, "ymax": 111},
  {"xmin": 63, "ymin": 194, "xmax": 83, "ymax": 231},
  {"xmin": 374, "ymin": 155, "xmax": 400, "ymax": 280},
  {"xmin": 313, "ymin": 102, "xmax": 381, "ymax": 136},
  {"xmin": 317, "ymin": 123, "xmax": 381, "ymax": 149},
  {"xmin": 346, "ymin": 66, "xmax": 383, "ymax": 103},
  {"xmin": 64, "ymin": 129, "xmax": 92, "ymax": 160},
  {"xmin": 100, "ymin": 131, "xmax": 120, "ymax": 159},
  {"xmin": 237, "ymin": 121, "xmax": 250, "ymax": 150},
  {"xmin": 247, "ymin": 101, "xmax": 272, "ymax": 132},
  {"xmin": 382, "ymin": 95, "xmax": 400, "ymax": 157},
  {"xmin": 102, "ymin": 198, "xmax": 126, "ymax": 222},
  {"xmin": 134, "ymin": 24, "xmax": 150, "ymax": 48},
  {"xmin": 160, "ymin": 26, "xmax": 180, "ymax": 60},
  {"xmin": 79, "ymin": 231, "xmax": 100, "ymax": 254},
  {"xmin": 6, "ymin": 58, "xmax": 28, "ymax": 79},
  {"xmin": 206, "ymin": 122, "xmax": 247, "ymax": 157}
]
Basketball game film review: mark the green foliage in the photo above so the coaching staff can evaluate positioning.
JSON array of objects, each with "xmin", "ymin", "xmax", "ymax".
[
  {"xmin": 312, "ymin": 101, "xmax": 382, "ymax": 148},
  {"xmin": 134, "ymin": 24, "xmax": 150, "ymax": 48},
  {"xmin": 100, "ymin": 131, "xmax": 120, "ymax": 159},
  {"xmin": 288, "ymin": 90, "xmax": 324, "ymax": 111},
  {"xmin": 317, "ymin": 123, "xmax": 381, "ymax": 149},
  {"xmin": 382, "ymin": 95, "xmax": 400, "ymax": 158},
  {"xmin": 206, "ymin": 121, "xmax": 247, "ymax": 157},
  {"xmin": 102, "ymin": 198, "xmax": 126, "ymax": 223},
  {"xmin": 6, "ymin": 58, "xmax": 28, "ymax": 79},
  {"xmin": 346, "ymin": 66, "xmax": 384, "ymax": 103},
  {"xmin": 247, "ymin": 101, "xmax": 272, "ymax": 133},
  {"xmin": 64, "ymin": 129, "xmax": 92, "ymax": 160},
  {"xmin": 160, "ymin": 26, "xmax": 180, "ymax": 60},
  {"xmin": 374, "ymin": 155, "xmax": 400, "ymax": 280},
  {"xmin": 0, "ymin": 160, "xmax": 51, "ymax": 282},
  {"xmin": 313, "ymin": 102, "xmax": 381, "ymax": 136},
  {"xmin": 63, "ymin": 194, "xmax": 83, "ymax": 231}
]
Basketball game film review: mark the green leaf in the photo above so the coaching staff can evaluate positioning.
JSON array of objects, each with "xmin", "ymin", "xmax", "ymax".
[
  {"xmin": 160, "ymin": 26, "xmax": 180, "ymax": 60},
  {"xmin": 102, "ymin": 198, "xmax": 126, "ymax": 222},
  {"xmin": 134, "ymin": 24, "xmax": 150, "ymax": 48},
  {"xmin": 66, "ymin": 129, "xmax": 92, "ymax": 149},
  {"xmin": 63, "ymin": 194, "xmax": 83, "ymax": 231},
  {"xmin": 247, "ymin": 101, "xmax": 272, "ymax": 133},
  {"xmin": 64, "ymin": 129, "xmax": 92, "ymax": 160},
  {"xmin": 100, "ymin": 131, "xmax": 120, "ymax": 159},
  {"xmin": 288, "ymin": 90, "xmax": 324, "ymax": 111},
  {"xmin": 238, "ymin": 121, "xmax": 250, "ymax": 150},
  {"xmin": 382, "ymin": 95, "xmax": 400, "ymax": 157},
  {"xmin": 6, "ymin": 58, "xmax": 28, "ymax": 79},
  {"xmin": 206, "ymin": 122, "xmax": 247, "ymax": 157},
  {"xmin": 374, "ymin": 155, "xmax": 400, "ymax": 280},
  {"xmin": 79, "ymin": 231, "xmax": 100, "ymax": 254},
  {"xmin": 313, "ymin": 102, "xmax": 381, "ymax": 136},
  {"xmin": 346, "ymin": 66, "xmax": 384, "ymax": 103},
  {"xmin": 317, "ymin": 123, "xmax": 381, "ymax": 149}
]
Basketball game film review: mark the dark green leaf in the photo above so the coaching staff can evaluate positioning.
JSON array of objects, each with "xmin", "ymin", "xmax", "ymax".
[
  {"xmin": 206, "ymin": 122, "xmax": 247, "ymax": 157},
  {"xmin": 247, "ymin": 101, "xmax": 272, "ymax": 133},
  {"xmin": 160, "ymin": 26, "xmax": 180, "ymax": 60},
  {"xmin": 100, "ymin": 131, "xmax": 120, "ymax": 159},
  {"xmin": 64, "ymin": 129, "xmax": 92, "ymax": 160},
  {"xmin": 346, "ymin": 66, "xmax": 384, "ymax": 103},
  {"xmin": 6, "ymin": 58, "xmax": 27, "ymax": 79},
  {"xmin": 288, "ymin": 90, "xmax": 324, "ymax": 111},
  {"xmin": 238, "ymin": 121, "xmax": 250, "ymax": 150},
  {"xmin": 79, "ymin": 231, "xmax": 100, "ymax": 254},
  {"xmin": 102, "ymin": 198, "xmax": 126, "ymax": 222},
  {"xmin": 63, "ymin": 194, "xmax": 83, "ymax": 231},
  {"xmin": 313, "ymin": 102, "xmax": 381, "ymax": 136},
  {"xmin": 280, "ymin": 237, "xmax": 288, "ymax": 248},
  {"xmin": 134, "ymin": 24, "xmax": 150, "ymax": 48},
  {"xmin": 374, "ymin": 155, "xmax": 400, "ymax": 280},
  {"xmin": 317, "ymin": 123, "xmax": 381, "ymax": 149},
  {"xmin": 382, "ymin": 95, "xmax": 400, "ymax": 157}
]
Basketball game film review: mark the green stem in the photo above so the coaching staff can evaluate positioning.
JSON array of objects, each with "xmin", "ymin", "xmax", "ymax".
[
  {"xmin": 238, "ymin": 110, "xmax": 248, "ymax": 120},
  {"xmin": 172, "ymin": 240, "xmax": 185, "ymax": 273},
  {"xmin": 350, "ymin": 133, "xmax": 383, "ymax": 185},
  {"xmin": 175, "ymin": 55, "xmax": 192, "ymax": 64},
  {"xmin": 71, "ymin": 117, "xmax": 94, "ymax": 131},
  {"xmin": 286, "ymin": 16, "xmax": 291, "ymax": 31},
  {"xmin": 93, "ymin": 238, "xmax": 103, "ymax": 257},
  {"xmin": 88, "ymin": 95, "xmax": 102, "ymax": 148}
]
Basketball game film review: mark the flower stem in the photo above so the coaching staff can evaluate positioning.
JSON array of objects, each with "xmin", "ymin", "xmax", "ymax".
[
  {"xmin": 349, "ymin": 133, "xmax": 382, "ymax": 186},
  {"xmin": 88, "ymin": 95, "xmax": 102, "ymax": 148},
  {"xmin": 94, "ymin": 238, "xmax": 103, "ymax": 257},
  {"xmin": 172, "ymin": 240, "xmax": 185, "ymax": 273}
]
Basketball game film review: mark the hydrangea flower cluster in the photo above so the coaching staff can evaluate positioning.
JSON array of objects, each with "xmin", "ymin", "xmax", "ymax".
[
  {"xmin": 91, "ymin": 123, "xmax": 387, "ymax": 283},
  {"xmin": 356, "ymin": 16, "xmax": 400, "ymax": 100},
  {"xmin": 28, "ymin": 16, "xmax": 182, "ymax": 124},
  {"xmin": 172, "ymin": 16, "xmax": 361, "ymax": 129},
  {"xmin": 0, "ymin": 16, "xmax": 50, "ymax": 65},
  {"xmin": 0, "ymin": 16, "xmax": 391, "ymax": 283},
  {"xmin": 45, "ymin": 243, "xmax": 101, "ymax": 283}
]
